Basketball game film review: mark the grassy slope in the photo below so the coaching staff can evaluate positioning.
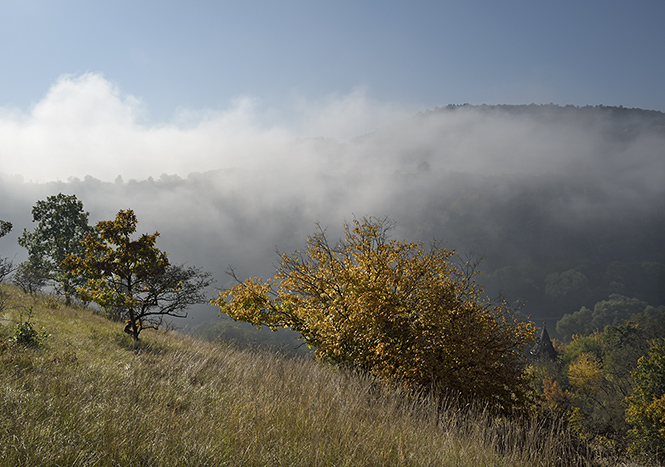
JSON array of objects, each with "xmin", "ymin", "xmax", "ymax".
[{"xmin": 0, "ymin": 285, "xmax": 589, "ymax": 467}]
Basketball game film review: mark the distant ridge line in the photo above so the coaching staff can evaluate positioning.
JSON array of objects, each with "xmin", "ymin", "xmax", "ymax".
[{"xmin": 425, "ymin": 102, "xmax": 665, "ymax": 117}]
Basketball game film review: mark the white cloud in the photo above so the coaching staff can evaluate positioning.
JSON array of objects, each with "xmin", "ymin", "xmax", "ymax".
[
  {"xmin": 0, "ymin": 74, "xmax": 415, "ymax": 183},
  {"xmin": 291, "ymin": 87, "xmax": 414, "ymax": 140}
]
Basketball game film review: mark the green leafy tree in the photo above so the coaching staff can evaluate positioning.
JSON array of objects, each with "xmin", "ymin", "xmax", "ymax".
[
  {"xmin": 213, "ymin": 217, "xmax": 535, "ymax": 411},
  {"xmin": 0, "ymin": 220, "xmax": 11, "ymax": 238},
  {"xmin": 626, "ymin": 340, "xmax": 665, "ymax": 461},
  {"xmin": 18, "ymin": 194, "xmax": 94, "ymax": 304},
  {"xmin": 629, "ymin": 306, "xmax": 665, "ymax": 340},
  {"xmin": 557, "ymin": 294, "xmax": 650, "ymax": 342},
  {"xmin": 0, "ymin": 220, "xmax": 14, "ymax": 283},
  {"xmin": 63, "ymin": 209, "xmax": 213, "ymax": 340}
]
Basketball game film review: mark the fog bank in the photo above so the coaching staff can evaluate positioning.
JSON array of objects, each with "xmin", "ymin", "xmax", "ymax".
[{"xmin": 2, "ymin": 76, "xmax": 664, "ymax": 326}]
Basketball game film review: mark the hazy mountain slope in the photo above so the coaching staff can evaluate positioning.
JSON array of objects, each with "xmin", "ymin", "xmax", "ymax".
[{"xmin": 1, "ymin": 104, "xmax": 663, "ymax": 332}]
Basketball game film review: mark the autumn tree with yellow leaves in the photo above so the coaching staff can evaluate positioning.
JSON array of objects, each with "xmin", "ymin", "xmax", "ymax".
[
  {"xmin": 64, "ymin": 209, "xmax": 212, "ymax": 340},
  {"xmin": 213, "ymin": 217, "xmax": 534, "ymax": 410}
]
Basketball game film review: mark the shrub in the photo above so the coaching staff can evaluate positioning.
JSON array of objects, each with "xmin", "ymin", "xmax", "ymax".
[{"xmin": 8, "ymin": 308, "xmax": 49, "ymax": 347}]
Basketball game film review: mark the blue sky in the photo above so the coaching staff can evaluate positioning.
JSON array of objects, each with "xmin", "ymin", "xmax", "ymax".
[
  {"xmin": 2, "ymin": 0, "xmax": 664, "ymax": 120},
  {"xmin": 1, "ymin": 0, "xmax": 664, "ymax": 182}
]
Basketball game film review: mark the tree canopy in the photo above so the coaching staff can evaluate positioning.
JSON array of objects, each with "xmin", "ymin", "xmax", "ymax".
[
  {"xmin": 0, "ymin": 220, "xmax": 11, "ymax": 239},
  {"xmin": 18, "ymin": 193, "xmax": 94, "ymax": 304},
  {"xmin": 63, "ymin": 209, "xmax": 212, "ymax": 340},
  {"xmin": 626, "ymin": 340, "xmax": 665, "ymax": 461},
  {"xmin": 213, "ymin": 217, "xmax": 535, "ymax": 410},
  {"xmin": 556, "ymin": 294, "xmax": 663, "ymax": 342}
]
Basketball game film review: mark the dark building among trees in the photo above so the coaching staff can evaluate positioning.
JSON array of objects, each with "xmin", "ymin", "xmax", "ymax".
[{"xmin": 530, "ymin": 323, "xmax": 558, "ymax": 361}]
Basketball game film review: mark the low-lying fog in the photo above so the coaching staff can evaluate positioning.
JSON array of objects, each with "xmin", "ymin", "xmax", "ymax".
[{"xmin": 2, "ymin": 75, "xmax": 664, "ymax": 327}]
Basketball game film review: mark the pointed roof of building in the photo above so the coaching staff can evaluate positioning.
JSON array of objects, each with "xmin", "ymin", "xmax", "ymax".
[{"xmin": 530, "ymin": 322, "xmax": 558, "ymax": 361}]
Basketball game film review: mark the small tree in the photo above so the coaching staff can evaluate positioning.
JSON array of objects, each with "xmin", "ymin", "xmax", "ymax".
[
  {"xmin": 63, "ymin": 209, "xmax": 213, "ymax": 340},
  {"xmin": 0, "ymin": 220, "xmax": 14, "ymax": 283},
  {"xmin": 12, "ymin": 260, "xmax": 49, "ymax": 295},
  {"xmin": 0, "ymin": 220, "xmax": 13, "ymax": 313},
  {"xmin": 18, "ymin": 194, "xmax": 94, "ymax": 304},
  {"xmin": 213, "ymin": 217, "xmax": 535, "ymax": 411}
]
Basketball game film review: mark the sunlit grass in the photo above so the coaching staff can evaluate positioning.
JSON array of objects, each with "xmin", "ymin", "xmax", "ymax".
[{"xmin": 0, "ymin": 284, "xmax": 603, "ymax": 466}]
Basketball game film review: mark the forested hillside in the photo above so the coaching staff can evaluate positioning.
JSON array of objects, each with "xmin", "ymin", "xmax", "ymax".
[
  {"xmin": 358, "ymin": 104, "xmax": 665, "ymax": 336},
  {"xmin": 1, "ymin": 103, "xmax": 663, "ymax": 338}
]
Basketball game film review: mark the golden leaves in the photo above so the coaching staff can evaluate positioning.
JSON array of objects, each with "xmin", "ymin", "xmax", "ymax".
[
  {"xmin": 213, "ymin": 216, "xmax": 534, "ymax": 410},
  {"xmin": 568, "ymin": 353, "xmax": 604, "ymax": 394}
]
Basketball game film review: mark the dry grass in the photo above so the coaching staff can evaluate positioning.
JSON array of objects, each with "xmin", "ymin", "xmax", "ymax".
[{"xmin": 0, "ymin": 284, "xmax": 596, "ymax": 466}]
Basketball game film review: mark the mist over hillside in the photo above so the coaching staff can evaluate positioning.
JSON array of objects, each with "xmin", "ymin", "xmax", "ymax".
[{"xmin": 2, "ymin": 104, "xmax": 663, "ymax": 331}]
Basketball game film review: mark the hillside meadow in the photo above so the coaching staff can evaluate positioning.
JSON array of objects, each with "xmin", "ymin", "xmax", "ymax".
[{"xmin": 0, "ymin": 284, "xmax": 645, "ymax": 466}]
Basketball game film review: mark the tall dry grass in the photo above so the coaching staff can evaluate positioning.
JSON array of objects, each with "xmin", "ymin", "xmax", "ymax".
[{"xmin": 0, "ymin": 285, "xmax": 598, "ymax": 466}]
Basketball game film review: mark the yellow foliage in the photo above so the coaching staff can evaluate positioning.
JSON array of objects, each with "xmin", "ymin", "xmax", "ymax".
[
  {"xmin": 625, "ymin": 341, "xmax": 665, "ymax": 459},
  {"xmin": 62, "ymin": 209, "xmax": 170, "ymax": 339},
  {"xmin": 213, "ymin": 217, "xmax": 535, "ymax": 411},
  {"xmin": 567, "ymin": 353, "xmax": 603, "ymax": 395}
]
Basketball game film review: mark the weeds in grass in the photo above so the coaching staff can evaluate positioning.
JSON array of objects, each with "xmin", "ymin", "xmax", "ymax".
[
  {"xmin": 42, "ymin": 295, "xmax": 61, "ymax": 310},
  {"xmin": 7, "ymin": 307, "xmax": 48, "ymax": 347}
]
